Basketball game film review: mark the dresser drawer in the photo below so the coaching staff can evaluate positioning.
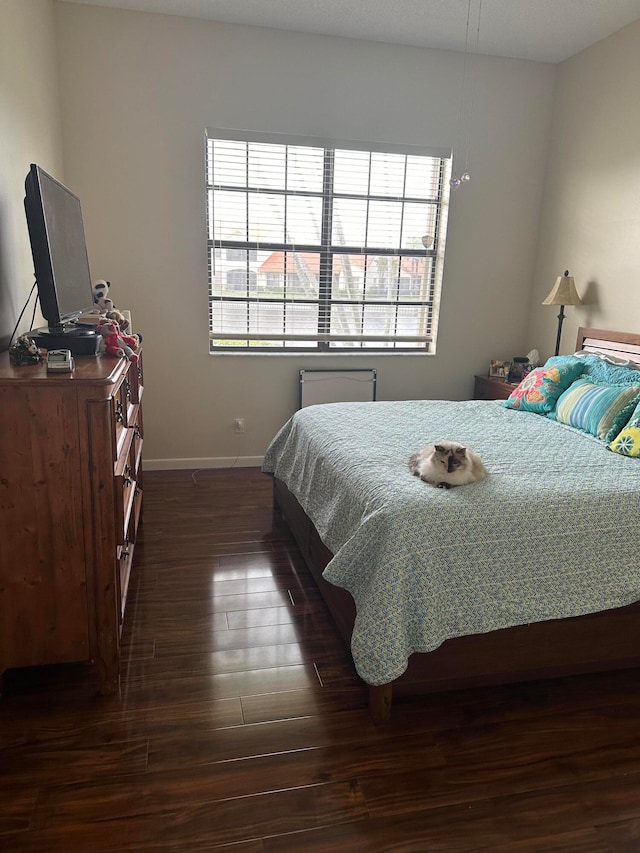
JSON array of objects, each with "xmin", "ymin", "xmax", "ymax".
[
  {"xmin": 474, "ymin": 375, "xmax": 519, "ymax": 401},
  {"xmin": 129, "ymin": 353, "xmax": 144, "ymax": 404},
  {"xmin": 112, "ymin": 376, "xmax": 130, "ymax": 458},
  {"xmin": 116, "ymin": 475, "xmax": 142, "ymax": 622},
  {"xmin": 133, "ymin": 419, "xmax": 143, "ymax": 475},
  {"xmin": 114, "ymin": 427, "xmax": 137, "ymax": 545}
]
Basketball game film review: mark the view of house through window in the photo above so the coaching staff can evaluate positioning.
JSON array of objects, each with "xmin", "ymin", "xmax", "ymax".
[{"xmin": 206, "ymin": 131, "xmax": 451, "ymax": 352}]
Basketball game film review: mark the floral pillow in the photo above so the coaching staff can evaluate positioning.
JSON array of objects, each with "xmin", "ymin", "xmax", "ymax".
[
  {"xmin": 609, "ymin": 400, "xmax": 640, "ymax": 456},
  {"xmin": 503, "ymin": 362, "xmax": 583, "ymax": 414},
  {"xmin": 552, "ymin": 379, "xmax": 640, "ymax": 442}
]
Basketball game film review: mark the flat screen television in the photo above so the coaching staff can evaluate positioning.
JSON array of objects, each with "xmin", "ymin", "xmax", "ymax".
[{"xmin": 24, "ymin": 163, "xmax": 99, "ymax": 353}]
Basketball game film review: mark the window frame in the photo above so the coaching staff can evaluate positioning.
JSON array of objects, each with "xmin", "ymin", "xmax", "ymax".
[{"xmin": 206, "ymin": 129, "xmax": 452, "ymax": 354}]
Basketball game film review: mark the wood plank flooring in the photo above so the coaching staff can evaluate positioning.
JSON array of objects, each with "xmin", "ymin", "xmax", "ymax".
[{"xmin": 3, "ymin": 466, "xmax": 640, "ymax": 851}]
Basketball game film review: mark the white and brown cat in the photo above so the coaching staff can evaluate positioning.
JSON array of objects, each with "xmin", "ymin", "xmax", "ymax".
[{"xmin": 409, "ymin": 440, "xmax": 487, "ymax": 489}]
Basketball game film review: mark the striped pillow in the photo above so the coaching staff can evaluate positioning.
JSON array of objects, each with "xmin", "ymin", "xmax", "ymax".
[{"xmin": 552, "ymin": 379, "xmax": 640, "ymax": 442}]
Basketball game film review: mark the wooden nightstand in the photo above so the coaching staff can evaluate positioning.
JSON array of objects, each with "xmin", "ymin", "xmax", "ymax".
[{"xmin": 474, "ymin": 374, "xmax": 520, "ymax": 401}]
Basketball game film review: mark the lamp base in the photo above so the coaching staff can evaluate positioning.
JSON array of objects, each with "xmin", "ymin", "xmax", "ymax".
[{"xmin": 554, "ymin": 306, "xmax": 566, "ymax": 357}]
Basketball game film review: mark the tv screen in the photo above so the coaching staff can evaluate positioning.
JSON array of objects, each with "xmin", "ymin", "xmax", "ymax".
[{"xmin": 24, "ymin": 164, "xmax": 95, "ymax": 331}]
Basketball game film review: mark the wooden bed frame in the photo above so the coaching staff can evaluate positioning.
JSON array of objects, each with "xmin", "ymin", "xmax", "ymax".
[{"xmin": 273, "ymin": 328, "xmax": 640, "ymax": 722}]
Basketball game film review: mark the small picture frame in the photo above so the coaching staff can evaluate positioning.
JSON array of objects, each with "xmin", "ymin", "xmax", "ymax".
[{"xmin": 489, "ymin": 359, "xmax": 511, "ymax": 380}]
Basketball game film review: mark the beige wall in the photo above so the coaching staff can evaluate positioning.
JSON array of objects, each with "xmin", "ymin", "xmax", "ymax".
[
  {"xmin": 0, "ymin": 0, "xmax": 64, "ymax": 349},
  {"xmin": 0, "ymin": 0, "xmax": 544, "ymax": 464},
  {"xmin": 51, "ymin": 4, "xmax": 555, "ymax": 466},
  {"xmin": 2, "ymin": 4, "xmax": 639, "ymax": 465},
  {"xmin": 527, "ymin": 20, "xmax": 640, "ymax": 359}
]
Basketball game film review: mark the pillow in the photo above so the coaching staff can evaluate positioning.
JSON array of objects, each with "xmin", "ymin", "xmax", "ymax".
[
  {"xmin": 574, "ymin": 349, "xmax": 640, "ymax": 369},
  {"xmin": 570, "ymin": 352, "xmax": 640, "ymax": 386},
  {"xmin": 552, "ymin": 378, "xmax": 640, "ymax": 441},
  {"xmin": 503, "ymin": 362, "xmax": 584, "ymax": 414},
  {"xmin": 546, "ymin": 355, "xmax": 582, "ymax": 370},
  {"xmin": 609, "ymin": 399, "xmax": 640, "ymax": 456}
]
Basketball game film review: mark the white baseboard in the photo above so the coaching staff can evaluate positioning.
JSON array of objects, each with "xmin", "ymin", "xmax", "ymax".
[{"xmin": 144, "ymin": 456, "xmax": 264, "ymax": 471}]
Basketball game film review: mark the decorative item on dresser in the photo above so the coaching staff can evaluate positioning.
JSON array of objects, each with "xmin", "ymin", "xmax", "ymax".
[
  {"xmin": 474, "ymin": 373, "xmax": 520, "ymax": 400},
  {"xmin": 0, "ymin": 350, "xmax": 144, "ymax": 695}
]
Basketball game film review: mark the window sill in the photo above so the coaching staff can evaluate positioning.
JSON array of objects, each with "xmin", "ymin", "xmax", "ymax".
[{"xmin": 209, "ymin": 350, "xmax": 436, "ymax": 357}]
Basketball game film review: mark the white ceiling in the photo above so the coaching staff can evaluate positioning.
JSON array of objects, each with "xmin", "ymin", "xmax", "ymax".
[{"xmin": 59, "ymin": 0, "xmax": 640, "ymax": 63}]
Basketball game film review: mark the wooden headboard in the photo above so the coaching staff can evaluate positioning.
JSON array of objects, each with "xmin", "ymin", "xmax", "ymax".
[{"xmin": 575, "ymin": 327, "xmax": 640, "ymax": 362}]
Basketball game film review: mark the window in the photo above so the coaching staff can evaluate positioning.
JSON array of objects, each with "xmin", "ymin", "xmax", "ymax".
[
  {"xmin": 206, "ymin": 130, "xmax": 451, "ymax": 352},
  {"xmin": 226, "ymin": 247, "xmax": 257, "ymax": 262}
]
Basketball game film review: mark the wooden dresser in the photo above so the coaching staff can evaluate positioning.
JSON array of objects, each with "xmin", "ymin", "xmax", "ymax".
[{"xmin": 0, "ymin": 350, "xmax": 143, "ymax": 694}]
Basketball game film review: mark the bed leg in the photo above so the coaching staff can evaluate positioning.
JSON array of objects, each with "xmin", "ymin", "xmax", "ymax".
[{"xmin": 369, "ymin": 684, "xmax": 392, "ymax": 723}]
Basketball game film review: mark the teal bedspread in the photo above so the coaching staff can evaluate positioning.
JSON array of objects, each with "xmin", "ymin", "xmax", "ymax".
[{"xmin": 262, "ymin": 400, "xmax": 640, "ymax": 686}]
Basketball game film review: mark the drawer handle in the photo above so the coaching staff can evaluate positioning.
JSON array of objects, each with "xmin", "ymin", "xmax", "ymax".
[
  {"xmin": 123, "ymin": 476, "xmax": 132, "ymax": 488},
  {"xmin": 115, "ymin": 401, "xmax": 124, "ymax": 424},
  {"xmin": 134, "ymin": 425, "xmax": 142, "ymax": 439},
  {"xmin": 125, "ymin": 379, "xmax": 131, "ymax": 399}
]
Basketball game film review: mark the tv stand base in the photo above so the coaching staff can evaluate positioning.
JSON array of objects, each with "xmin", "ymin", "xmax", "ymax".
[{"xmin": 32, "ymin": 326, "xmax": 100, "ymax": 355}]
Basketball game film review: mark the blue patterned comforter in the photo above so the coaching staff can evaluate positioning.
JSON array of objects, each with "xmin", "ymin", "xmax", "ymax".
[{"xmin": 262, "ymin": 400, "xmax": 640, "ymax": 685}]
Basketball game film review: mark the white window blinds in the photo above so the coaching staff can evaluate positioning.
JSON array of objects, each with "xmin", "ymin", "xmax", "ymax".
[{"xmin": 206, "ymin": 129, "xmax": 451, "ymax": 352}]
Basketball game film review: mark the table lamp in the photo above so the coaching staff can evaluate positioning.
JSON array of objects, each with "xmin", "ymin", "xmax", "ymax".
[{"xmin": 542, "ymin": 270, "xmax": 582, "ymax": 356}]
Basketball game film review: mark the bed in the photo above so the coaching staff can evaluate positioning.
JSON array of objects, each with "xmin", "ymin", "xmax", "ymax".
[{"xmin": 262, "ymin": 328, "xmax": 640, "ymax": 721}]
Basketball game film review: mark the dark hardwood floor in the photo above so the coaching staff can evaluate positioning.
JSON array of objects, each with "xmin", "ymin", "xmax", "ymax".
[{"xmin": 3, "ymin": 467, "xmax": 640, "ymax": 851}]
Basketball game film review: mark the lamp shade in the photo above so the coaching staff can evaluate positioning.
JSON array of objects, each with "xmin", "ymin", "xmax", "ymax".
[{"xmin": 542, "ymin": 270, "xmax": 582, "ymax": 306}]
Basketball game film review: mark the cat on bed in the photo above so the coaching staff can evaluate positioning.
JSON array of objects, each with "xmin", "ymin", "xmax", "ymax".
[{"xmin": 409, "ymin": 441, "xmax": 487, "ymax": 489}]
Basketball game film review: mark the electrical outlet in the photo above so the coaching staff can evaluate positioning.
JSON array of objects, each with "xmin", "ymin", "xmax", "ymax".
[{"xmin": 233, "ymin": 418, "xmax": 245, "ymax": 434}]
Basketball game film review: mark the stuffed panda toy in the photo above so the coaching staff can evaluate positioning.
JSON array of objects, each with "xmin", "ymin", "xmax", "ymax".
[
  {"xmin": 93, "ymin": 279, "xmax": 114, "ymax": 312},
  {"xmin": 90, "ymin": 279, "xmax": 135, "ymax": 336}
]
